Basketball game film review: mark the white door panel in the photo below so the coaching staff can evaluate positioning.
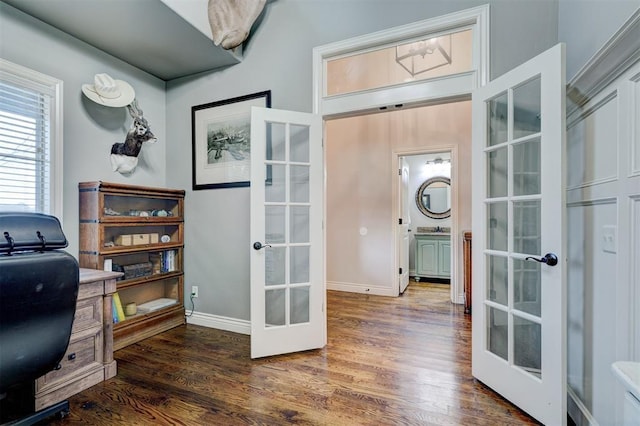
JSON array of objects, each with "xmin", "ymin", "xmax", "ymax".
[
  {"xmin": 399, "ymin": 158, "xmax": 410, "ymax": 293},
  {"xmin": 471, "ymin": 43, "xmax": 566, "ymax": 425},
  {"xmin": 250, "ymin": 106, "xmax": 325, "ymax": 359}
]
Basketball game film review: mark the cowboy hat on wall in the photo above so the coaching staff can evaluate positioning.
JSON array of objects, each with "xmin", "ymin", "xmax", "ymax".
[
  {"xmin": 82, "ymin": 73, "xmax": 156, "ymax": 174},
  {"xmin": 82, "ymin": 73, "xmax": 135, "ymax": 107}
]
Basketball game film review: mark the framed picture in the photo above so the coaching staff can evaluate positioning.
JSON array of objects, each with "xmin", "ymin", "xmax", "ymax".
[{"xmin": 191, "ymin": 90, "xmax": 271, "ymax": 190}]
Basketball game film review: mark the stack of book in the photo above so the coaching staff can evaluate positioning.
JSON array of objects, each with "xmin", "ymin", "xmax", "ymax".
[
  {"xmin": 112, "ymin": 262, "xmax": 153, "ymax": 280},
  {"xmin": 112, "ymin": 292, "xmax": 126, "ymax": 323},
  {"xmin": 159, "ymin": 250, "xmax": 177, "ymax": 273}
]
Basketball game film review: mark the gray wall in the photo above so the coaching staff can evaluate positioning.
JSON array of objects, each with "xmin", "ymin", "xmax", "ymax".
[
  {"xmin": 166, "ymin": 0, "xmax": 558, "ymax": 320},
  {"xmin": 0, "ymin": 3, "xmax": 167, "ymax": 257},
  {"xmin": 5, "ymin": 0, "xmax": 637, "ymax": 325},
  {"xmin": 559, "ymin": 0, "xmax": 640, "ymax": 79}
]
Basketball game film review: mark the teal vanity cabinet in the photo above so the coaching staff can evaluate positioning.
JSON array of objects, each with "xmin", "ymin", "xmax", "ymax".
[{"xmin": 414, "ymin": 234, "xmax": 451, "ymax": 280}]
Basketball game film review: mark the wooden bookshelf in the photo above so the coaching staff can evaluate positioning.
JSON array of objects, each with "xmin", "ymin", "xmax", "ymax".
[{"xmin": 79, "ymin": 181, "xmax": 186, "ymax": 350}]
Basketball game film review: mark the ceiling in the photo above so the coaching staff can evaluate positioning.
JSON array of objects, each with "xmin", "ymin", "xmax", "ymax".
[{"xmin": 2, "ymin": 0, "xmax": 242, "ymax": 81}]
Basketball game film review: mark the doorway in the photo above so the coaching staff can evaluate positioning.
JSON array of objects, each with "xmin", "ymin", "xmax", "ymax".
[
  {"xmin": 325, "ymin": 100, "xmax": 471, "ymax": 303},
  {"xmin": 315, "ymin": 5, "xmax": 486, "ymax": 302},
  {"xmin": 399, "ymin": 151, "xmax": 453, "ymax": 294}
]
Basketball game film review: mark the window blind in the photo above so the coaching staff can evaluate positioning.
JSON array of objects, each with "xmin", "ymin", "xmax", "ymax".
[{"xmin": 0, "ymin": 75, "xmax": 53, "ymax": 213}]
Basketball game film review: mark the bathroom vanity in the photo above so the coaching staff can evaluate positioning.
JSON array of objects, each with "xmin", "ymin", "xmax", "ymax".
[{"xmin": 414, "ymin": 233, "xmax": 451, "ymax": 281}]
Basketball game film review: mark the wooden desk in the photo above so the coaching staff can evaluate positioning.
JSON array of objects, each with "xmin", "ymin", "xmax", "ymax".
[{"xmin": 34, "ymin": 269, "xmax": 122, "ymax": 410}]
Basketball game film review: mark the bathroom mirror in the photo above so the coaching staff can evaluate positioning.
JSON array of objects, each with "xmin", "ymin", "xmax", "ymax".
[{"xmin": 416, "ymin": 176, "xmax": 451, "ymax": 219}]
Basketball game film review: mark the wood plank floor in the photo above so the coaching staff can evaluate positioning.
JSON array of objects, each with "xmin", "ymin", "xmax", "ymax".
[{"xmin": 45, "ymin": 283, "xmax": 540, "ymax": 425}]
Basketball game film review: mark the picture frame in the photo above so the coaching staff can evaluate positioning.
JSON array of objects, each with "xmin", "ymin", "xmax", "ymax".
[{"xmin": 191, "ymin": 90, "xmax": 271, "ymax": 190}]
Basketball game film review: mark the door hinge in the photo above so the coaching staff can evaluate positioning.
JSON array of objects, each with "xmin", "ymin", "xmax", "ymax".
[
  {"xmin": 399, "ymin": 218, "xmax": 403, "ymax": 225},
  {"xmin": 398, "ymin": 168, "xmax": 402, "ymax": 175},
  {"xmin": 399, "ymin": 267, "xmax": 403, "ymax": 275}
]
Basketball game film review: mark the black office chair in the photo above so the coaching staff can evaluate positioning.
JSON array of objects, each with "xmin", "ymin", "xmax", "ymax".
[{"xmin": 0, "ymin": 213, "xmax": 79, "ymax": 425}]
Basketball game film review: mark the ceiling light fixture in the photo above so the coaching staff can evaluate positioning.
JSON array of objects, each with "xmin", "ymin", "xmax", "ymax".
[{"xmin": 395, "ymin": 35, "xmax": 452, "ymax": 77}]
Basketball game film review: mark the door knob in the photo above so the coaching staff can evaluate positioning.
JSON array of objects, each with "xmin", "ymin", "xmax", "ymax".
[
  {"xmin": 525, "ymin": 253, "xmax": 558, "ymax": 266},
  {"xmin": 253, "ymin": 242, "xmax": 271, "ymax": 250}
]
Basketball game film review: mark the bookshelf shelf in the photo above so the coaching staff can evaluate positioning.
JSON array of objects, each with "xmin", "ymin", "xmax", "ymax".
[{"xmin": 79, "ymin": 181, "xmax": 186, "ymax": 350}]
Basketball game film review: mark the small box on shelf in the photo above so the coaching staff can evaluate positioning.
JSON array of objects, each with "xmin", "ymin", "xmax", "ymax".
[
  {"xmin": 115, "ymin": 234, "xmax": 132, "ymax": 246},
  {"xmin": 114, "ymin": 233, "xmax": 159, "ymax": 246},
  {"xmin": 132, "ymin": 234, "xmax": 150, "ymax": 245}
]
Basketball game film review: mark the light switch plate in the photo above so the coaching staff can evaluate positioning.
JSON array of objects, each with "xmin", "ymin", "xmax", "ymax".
[{"xmin": 602, "ymin": 225, "xmax": 617, "ymax": 254}]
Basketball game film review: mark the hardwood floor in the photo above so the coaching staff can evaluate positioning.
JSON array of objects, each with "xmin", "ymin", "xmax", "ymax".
[{"xmin": 45, "ymin": 282, "xmax": 539, "ymax": 425}]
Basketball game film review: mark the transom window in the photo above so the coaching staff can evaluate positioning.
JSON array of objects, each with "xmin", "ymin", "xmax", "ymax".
[{"xmin": 326, "ymin": 28, "xmax": 473, "ymax": 97}]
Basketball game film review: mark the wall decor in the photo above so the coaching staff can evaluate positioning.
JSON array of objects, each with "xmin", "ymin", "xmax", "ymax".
[
  {"xmin": 111, "ymin": 99, "xmax": 157, "ymax": 174},
  {"xmin": 192, "ymin": 90, "xmax": 271, "ymax": 190},
  {"xmin": 415, "ymin": 176, "xmax": 451, "ymax": 219}
]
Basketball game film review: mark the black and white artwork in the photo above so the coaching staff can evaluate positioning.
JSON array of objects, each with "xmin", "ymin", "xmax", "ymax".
[
  {"xmin": 206, "ymin": 116, "xmax": 250, "ymax": 164},
  {"xmin": 192, "ymin": 91, "xmax": 271, "ymax": 190}
]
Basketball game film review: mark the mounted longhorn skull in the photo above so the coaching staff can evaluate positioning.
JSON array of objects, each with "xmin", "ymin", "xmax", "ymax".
[
  {"xmin": 110, "ymin": 99, "xmax": 157, "ymax": 174},
  {"xmin": 208, "ymin": 0, "xmax": 266, "ymax": 50}
]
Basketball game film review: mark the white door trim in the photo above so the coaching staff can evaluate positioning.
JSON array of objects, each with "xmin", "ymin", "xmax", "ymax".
[
  {"xmin": 314, "ymin": 5, "xmax": 488, "ymax": 303},
  {"xmin": 393, "ymin": 146, "xmax": 461, "ymax": 302},
  {"xmin": 312, "ymin": 4, "xmax": 490, "ymax": 115}
]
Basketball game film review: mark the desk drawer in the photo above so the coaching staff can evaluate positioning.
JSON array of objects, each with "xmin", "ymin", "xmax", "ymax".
[
  {"xmin": 36, "ymin": 327, "xmax": 103, "ymax": 393},
  {"xmin": 78, "ymin": 281, "xmax": 104, "ymax": 300},
  {"xmin": 72, "ymin": 296, "xmax": 102, "ymax": 333}
]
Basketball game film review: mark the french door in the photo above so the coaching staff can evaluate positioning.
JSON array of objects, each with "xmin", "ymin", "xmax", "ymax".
[
  {"xmin": 399, "ymin": 157, "xmax": 410, "ymax": 293},
  {"xmin": 249, "ymin": 106, "xmax": 325, "ymax": 359},
  {"xmin": 471, "ymin": 44, "xmax": 566, "ymax": 425}
]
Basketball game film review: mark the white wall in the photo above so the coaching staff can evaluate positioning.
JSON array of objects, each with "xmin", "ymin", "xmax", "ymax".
[
  {"xmin": 0, "ymin": 3, "xmax": 167, "ymax": 257},
  {"xmin": 565, "ymin": 37, "xmax": 640, "ymax": 426},
  {"xmin": 559, "ymin": 3, "xmax": 640, "ymax": 424}
]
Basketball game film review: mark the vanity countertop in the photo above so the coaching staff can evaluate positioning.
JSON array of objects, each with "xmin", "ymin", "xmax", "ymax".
[{"xmin": 414, "ymin": 232, "xmax": 451, "ymax": 236}]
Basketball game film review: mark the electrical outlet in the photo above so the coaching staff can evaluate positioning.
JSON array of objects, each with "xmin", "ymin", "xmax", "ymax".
[{"xmin": 191, "ymin": 286, "xmax": 198, "ymax": 298}]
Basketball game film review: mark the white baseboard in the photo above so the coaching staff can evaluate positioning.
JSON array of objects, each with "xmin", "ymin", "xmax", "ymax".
[
  {"xmin": 186, "ymin": 311, "xmax": 250, "ymax": 335},
  {"xmin": 327, "ymin": 280, "xmax": 397, "ymax": 297}
]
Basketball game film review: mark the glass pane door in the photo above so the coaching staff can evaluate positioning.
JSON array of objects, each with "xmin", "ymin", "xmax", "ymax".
[
  {"xmin": 250, "ymin": 107, "xmax": 324, "ymax": 359},
  {"xmin": 264, "ymin": 123, "xmax": 311, "ymax": 328},
  {"xmin": 485, "ymin": 76, "xmax": 543, "ymax": 378},
  {"xmin": 471, "ymin": 44, "xmax": 566, "ymax": 425}
]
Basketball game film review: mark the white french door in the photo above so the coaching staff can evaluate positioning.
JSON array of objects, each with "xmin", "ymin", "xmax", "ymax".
[
  {"xmin": 471, "ymin": 44, "xmax": 566, "ymax": 425},
  {"xmin": 399, "ymin": 157, "xmax": 411, "ymax": 294},
  {"xmin": 249, "ymin": 106, "xmax": 325, "ymax": 359}
]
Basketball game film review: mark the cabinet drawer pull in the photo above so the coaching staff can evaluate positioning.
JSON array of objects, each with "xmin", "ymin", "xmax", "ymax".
[
  {"xmin": 67, "ymin": 353, "xmax": 76, "ymax": 361},
  {"xmin": 54, "ymin": 363, "xmax": 62, "ymax": 370}
]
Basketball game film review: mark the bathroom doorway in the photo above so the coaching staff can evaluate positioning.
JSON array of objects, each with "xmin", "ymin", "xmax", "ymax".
[{"xmin": 398, "ymin": 150, "xmax": 453, "ymax": 295}]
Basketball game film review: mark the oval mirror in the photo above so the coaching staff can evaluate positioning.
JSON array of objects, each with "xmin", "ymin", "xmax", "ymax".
[{"xmin": 415, "ymin": 176, "xmax": 451, "ymax": 219}]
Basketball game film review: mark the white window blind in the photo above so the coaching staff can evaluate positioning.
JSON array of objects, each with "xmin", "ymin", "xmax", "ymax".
[{"xmin": 0, "ymin": 60, "xmax": 62, "ymax": 216}]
